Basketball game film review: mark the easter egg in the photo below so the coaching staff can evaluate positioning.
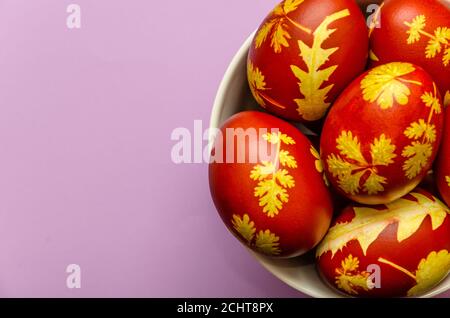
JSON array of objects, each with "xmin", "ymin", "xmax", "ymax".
[
  {"xmin": 369, "ymin": 0, "xmax": 450, "ymax": 107},
  {"xmin": 321, "ymin": 62, "xmax": 444, "ymax": 205},
  {"xmin": 436, "ymin": 108, "xmax": 450, "ymax": 206},
  {"xmin": 316, "ymin": 189, "xmax": 450, "ymax": 298},
  {"xmin": 247, "ymin": 0, "xmax": 368, "ymax": 123},
  {"xmin": 209, "ymin": 111, "xmax": 333, "ymax": 258}
]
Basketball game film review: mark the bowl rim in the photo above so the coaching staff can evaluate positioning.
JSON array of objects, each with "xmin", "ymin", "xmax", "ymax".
[
  {"xmin": 210, "ymin": 31, "xmax": 450, "ymax": 299},
  {"xmin": 209, "ymin": 31, "xmax": 329, "ymax": 298},
  {"xmin": 210, "ymin": 32, "xmax": 255, "ymax": 138}
]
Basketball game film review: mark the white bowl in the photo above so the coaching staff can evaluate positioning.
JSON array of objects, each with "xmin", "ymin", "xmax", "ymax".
[{"xmin": 210, "ymin": 31, "xmax": 450, "ymax": 298}]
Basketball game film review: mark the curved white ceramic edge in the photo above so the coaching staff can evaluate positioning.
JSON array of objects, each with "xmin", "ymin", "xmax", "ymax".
[{"xmin": 210, "ymin": 31, "xmax": 450, "ymax": 298}]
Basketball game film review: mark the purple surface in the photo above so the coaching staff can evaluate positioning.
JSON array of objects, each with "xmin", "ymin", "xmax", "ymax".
[
  {"xmin": 0, "ymin": 0, "xmax": 447, "ymax": 298},
  {"xmin": 0, "ymin": 0, "xmax": 303, "ymax": 297}
]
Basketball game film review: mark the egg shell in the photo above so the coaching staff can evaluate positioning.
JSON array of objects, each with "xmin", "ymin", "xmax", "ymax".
[
  {"xmin": 321, "ymin": 62, "xmax": 444, "ymax": 205},
  {"xmin": 435, "ymin": 108, "xmax": 450, "ymax": 206},
  {"xmin": 316, "ymin": 189, "xmax": 450, "ymax": 298},
  {"xmin": 209, "ymin": 111, "xmax": 333, "ymax": 258},
  {"xmin": 247, "ymin": 0, "xmax": 368, "ymax": 123},
  {"xmin": 369, "ymin": 0, "xmax": 450, "ymax": 107}
]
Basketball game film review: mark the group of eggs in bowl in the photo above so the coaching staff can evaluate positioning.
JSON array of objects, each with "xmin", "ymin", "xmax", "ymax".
[{"xmin": 209, "ymin": 0, "xmax": 450, "ymax": 297}]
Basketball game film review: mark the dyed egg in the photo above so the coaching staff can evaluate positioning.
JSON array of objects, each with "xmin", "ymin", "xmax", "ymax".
[
  {"xmin": 321, "ymin": 62, "xmax": 444, "ymax": 205},
  {"xmin": 316, "ymin": 189, "xmax": 450, "ymax": 298},
  {"xmin": 209, "ymin": 111, "xmax": 332, "ymax": 258},
  {"xmin": 369, "ymin": 0, "xmax": 450, "ymax": 107},
  {"xmin": 247, "ymin": 0, "xmax": 368, "ymax": 122},
  {"xmin": 436, "ymin": 108, "xmax": 450, "ymax": 206}
]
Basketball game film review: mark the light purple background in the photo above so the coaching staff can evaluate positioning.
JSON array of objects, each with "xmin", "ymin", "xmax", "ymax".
[
  {"xmin": 0, "ymin": 0, "xmax": 447, "ymax": 298},
  {"xmin": 0, "ymin": 0, "xmax": 301, "ymax": 297}
]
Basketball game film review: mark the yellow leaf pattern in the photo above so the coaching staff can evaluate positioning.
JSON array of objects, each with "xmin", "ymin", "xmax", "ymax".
[
  {"xmin": 317, "ymin": 192, "xmax": 450, "ymax": 258},
  {"xmin": 335, "ymin": 255, "xmax": 371, "ymax": 295},
  {"xmin": 426, "ymin": 27, "xmax": 450, "ymax": 59},
  {"xmin": 310, "ymin": 146, "xmax": 329, "ymax": 186},
  {"xmin": 369, "ymin": 49, "xmax": 379, "ymax": 62},
  {"xmin": 250, "ymin": 161, "xmax": 276, "ymax": 181},
  {"xmin": 404, "ymin": 119, "xmax": 437, "ymax": 143},
  {"xmin": 336, "ymin": 131, "xmax": 367, "ymax": 164},
  {"xmin": 446, "ymin": 176, "xmax": 450, "ymax": 187},
  {"xmin": 406, "ymin": 15, "xmax": 426, "ymax": 44},
  {"xmin": 408, "ymin": 250, "xmax": 450, "ymax": 296},
  {"xmin": 290, "ymin": 9, "xmax": 350, "ymax": 121},
  {"xmin": 371, "ymin": 134, "xmax": 398, "ymax": 166},
  {"xmin": 263, "ymin": 132, "xmax": 295, "ymax": 145},
  {"xmin": 250, "ymin": 132, "xmax": 297, "ymax": 218},
  {"xmin": 445, "ymin": 91, "xmax": 450, "ymax": 107},
  {"xmin": 255, "ymin": 0, "xmax": 311, "ymax": 53},
  {"xmin": 402, "ymin": 84, "xmax": 441, "ymax": 179},
  {"xmin": 232, "ymin": 214, "xmax": 281, "ymax": 256},
  {"xmin": 247, "ymin": 61, "xmax": 269, "ymax": 107},
  {"xmin": 279, "ymin": 150, "xmax": 298, "ymax": 168},
  {"xmin": 361, "ymin": 62, "xmax": 421, "ymax": 109},
  {"xmin": 326, "ymin": 131, "xmax": 396, "ymax": 196},
  {"xmin": 253, "ymin": 176, "xmax": 292, "ymax": 216},
  {"xmin": 421, "ymin": 89, "xmax": 442, "ymax": 114},
  {"xmin": 378, "ymin": 250, "xmax": 450, "ymax": 297},
  {"xmin": 402, "ymin": 142, "xmax": 433, "ymax": 179},
  {"xmin": 283, "ymin": 0, "xmax": 304, "ymax": 13},
  {"xmin": 444, "ymin": 49, "xmax": 450, "ymax": 67},
  {"xmin": 232, "ymin": 214, "xmax": 255, "ymax": 243},
  {"xmin": 405, "ymin": 15, "xmax": 450, "ymax": 66},
  {"xmin": 255, "ymin": 230, "xmax": 281, "ymax": 255}
]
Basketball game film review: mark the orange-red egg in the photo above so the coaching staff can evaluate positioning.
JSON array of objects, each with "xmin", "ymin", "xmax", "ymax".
[
  {"xmin": 209, "ymin": 111, "xmax": 333, "ymax": 258},
  {"xmin": 247, "ymin": 0, "xmax": 368, "ymax": 123},
  {"xmin": 369, "ymin": 0, "xmax": 450, "ymax": 107},
  {"xmin": 321, "ymin": 62, "xmax": 444, "ymax": 205},
  {"xmin": 316, "ymin": 189, "xmax": 450, "ymax": 297}
]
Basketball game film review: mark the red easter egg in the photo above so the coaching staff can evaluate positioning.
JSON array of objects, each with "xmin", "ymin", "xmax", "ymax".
[
  {"xmin": 316, "ymin": 189, "xmax": 450, "ymax": 297},
  {"xmin": 247, "ymin": 0, "xmax": 368, "ymax": 122},
  {"xmin": 369, "ymin": 0, "xmax": 450, "ymax": 107},
  {"xmin": 321, "ymin": 62, "xmax": 444, "ymax": 205},
  {"xmin": 209, "ymin": 111, "xmax": 333, "ymax": 258}
]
